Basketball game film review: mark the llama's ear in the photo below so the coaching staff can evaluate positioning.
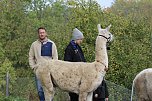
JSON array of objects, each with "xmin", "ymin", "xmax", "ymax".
[
  {"xmin": 97, "ymin": 24, "xmax": 101, "ymax": 33},
  {"xmin": 106, "ymin": 24, "xmax": 111, "ymax": 31}
]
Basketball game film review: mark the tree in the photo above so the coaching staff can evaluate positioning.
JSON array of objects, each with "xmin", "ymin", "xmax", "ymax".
[{"xmin": 105, "ymin": 0, "xmax": 152, "ymax": 88}]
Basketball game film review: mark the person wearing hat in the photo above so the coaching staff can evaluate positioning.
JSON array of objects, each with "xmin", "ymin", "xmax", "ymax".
[{"xmin": 64, "ymin": 28, "xmax": 86, "ymax": 101}]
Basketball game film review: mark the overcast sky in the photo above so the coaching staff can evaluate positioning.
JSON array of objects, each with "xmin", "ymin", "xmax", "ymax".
[{"xmin": 96, "ymin": 0, "xmax": 115, "ymax": 8}]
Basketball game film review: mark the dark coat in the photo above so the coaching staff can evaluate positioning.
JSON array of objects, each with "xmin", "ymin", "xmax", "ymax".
[
  {"xmin": 93, "ymin": 80, "xmax": 109, "ymax": 101},
  {"xmin": 64, "ymin": 41, "xmax": 86, "ymax": 62}
]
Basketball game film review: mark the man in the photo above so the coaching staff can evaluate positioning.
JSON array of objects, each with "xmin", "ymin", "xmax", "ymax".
[
  {"xmin": 29, "ymin": 27, "xmax": 58, "ymax": 101},
  {"xmin": 64, "ymin": 28, "xmax": 86, "ymax": 101}
]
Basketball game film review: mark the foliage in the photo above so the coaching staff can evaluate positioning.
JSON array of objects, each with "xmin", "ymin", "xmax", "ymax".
[
  {"xmin": 0, "ymin": 43, "xmax": 5, "ymax": 64},
  {"xmin": 0, "ymin": 58, "xmax": 17, "ymax": 96},
  {"xmin": 0, "ymin": 96, "xmax": 26, "ymax": 101},
  {"xmin": 10, "ymin": 77, "xmax": 39, "ymax": 100},
  {"xmin": 0, "ymin": 0, "xmax": 152, "ymax": 91},
  {"xmin": 107, "ymin": 0, "xmax": 152, "ymax": 88}
]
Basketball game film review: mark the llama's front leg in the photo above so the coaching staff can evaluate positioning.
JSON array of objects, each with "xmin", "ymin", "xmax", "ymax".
[
  {"xmin": 79, "ymin": 92, "xmax": 88, "ymax": 101},
  {"xmin": 42, "ymin": 72, "xmax": 55, "ymax": 101},
  {"xmin": 86, "ymin": 92, "xmax": 93, "ymax": 101},
  {"xmin": 43, "ymin": 81, "xmax": 54, "ymax": 101},
  {"xmin": 36, "ymin": 68, "xmax": 54, "ymax": 101}
]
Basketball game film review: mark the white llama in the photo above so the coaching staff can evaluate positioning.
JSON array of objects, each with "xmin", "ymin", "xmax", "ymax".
[
  {"xmin": 131, "ymin": 68, "xmax": 152, "ymax": 101},
  {"xmin": 35, "ymin": 24, "xmax": 113, "ymax": 101}
]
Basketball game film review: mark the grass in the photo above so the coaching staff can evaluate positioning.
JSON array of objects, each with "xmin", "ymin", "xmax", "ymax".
[{"xmin": 0, "ymin": 96, "xmax": 27, "ymax": 101}]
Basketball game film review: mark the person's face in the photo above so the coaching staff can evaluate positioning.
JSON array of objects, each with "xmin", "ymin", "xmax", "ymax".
[
  {"xmin": 75, "ymin": 39, "xmax": 83, "ymax": 45},
  {"xmin": 38, "ymin": 29, "xmax": 47, "ymax": 40}
]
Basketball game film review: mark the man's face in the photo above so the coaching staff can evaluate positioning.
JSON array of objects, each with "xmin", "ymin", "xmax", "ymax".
[
  {"xmin": 38, "ymin": 29, "xmax": 47, "ymax": 40},
  {"xmin": 76, "ymin": 39, "xmax": 83, "ymax": 45}
]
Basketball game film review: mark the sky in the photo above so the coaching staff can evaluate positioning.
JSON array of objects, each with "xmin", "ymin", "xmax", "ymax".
[{"xmin": 96, "ymin": 0, "xmax": 115, "ymax": 8}]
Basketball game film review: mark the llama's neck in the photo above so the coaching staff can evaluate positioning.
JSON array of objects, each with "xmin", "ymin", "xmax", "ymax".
[{"xmin": 95, "ymin": 37, "xmax": 108, "ymax": 67}]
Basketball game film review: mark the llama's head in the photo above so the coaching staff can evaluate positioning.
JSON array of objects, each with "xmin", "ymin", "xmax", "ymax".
[{"xmin": 97, "ymin": 24, "xmax": 113, "ymax": 43}]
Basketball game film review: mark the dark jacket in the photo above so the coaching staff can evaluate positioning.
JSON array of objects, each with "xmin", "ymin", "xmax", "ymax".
[
  {"xmin": 64, "ymin": 40, "xmax": 86, "ymax": 62},
  {"xmin": 93, "ymin": 80, "xmax": 109, "ymax": 100}
]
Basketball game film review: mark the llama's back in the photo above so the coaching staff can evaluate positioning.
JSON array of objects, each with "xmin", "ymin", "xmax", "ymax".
[
  {"xmin": 134, "ymin": 68, "xmax": 152, "ymax": 101},
  {"xmin": 144, "ymin": 69, "xmax": 152, "ymax": 100}
]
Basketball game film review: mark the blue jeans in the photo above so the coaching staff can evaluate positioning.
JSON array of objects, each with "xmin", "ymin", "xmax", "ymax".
[{"xmin": 35, "ymin": 76, "xmax": 45, "ymax": 101}]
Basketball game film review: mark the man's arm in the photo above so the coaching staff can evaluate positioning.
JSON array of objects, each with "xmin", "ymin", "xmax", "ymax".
[
  {"xmin": 29, "ymin": 43, "xmax": 36, "ymax": 69},
  {"xmin": 52, "ymin": 42, "xmax": 58, "ymax": 60}
]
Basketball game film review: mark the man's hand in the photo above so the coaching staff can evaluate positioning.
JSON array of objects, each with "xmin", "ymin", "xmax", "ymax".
[
  {"xmin": 33, "ymin": 64, "xmax": 39, "ymax": 73},
  {"xmin": 94, "ymin": 94, "xmax": 98, "ymax": 98},
  {"xmin": 105, "ymin": 98, "xmax": 108, "ymax": 101}
]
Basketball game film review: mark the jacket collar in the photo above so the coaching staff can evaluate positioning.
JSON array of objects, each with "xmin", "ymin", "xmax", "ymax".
[{"xmin": 38, "ymin": 37, "xmax": 48, "ymax": 43}]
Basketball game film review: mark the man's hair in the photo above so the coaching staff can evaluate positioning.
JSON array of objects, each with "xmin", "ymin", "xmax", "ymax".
[{"xmin": 37, "ymin": 27, "xmax": 46, "ymax": 33}]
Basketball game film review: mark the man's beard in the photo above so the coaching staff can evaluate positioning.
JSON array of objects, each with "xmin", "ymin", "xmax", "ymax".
[{"xmin": 39, "ymin": 36, "xmax": 46, "ymax": 40}]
